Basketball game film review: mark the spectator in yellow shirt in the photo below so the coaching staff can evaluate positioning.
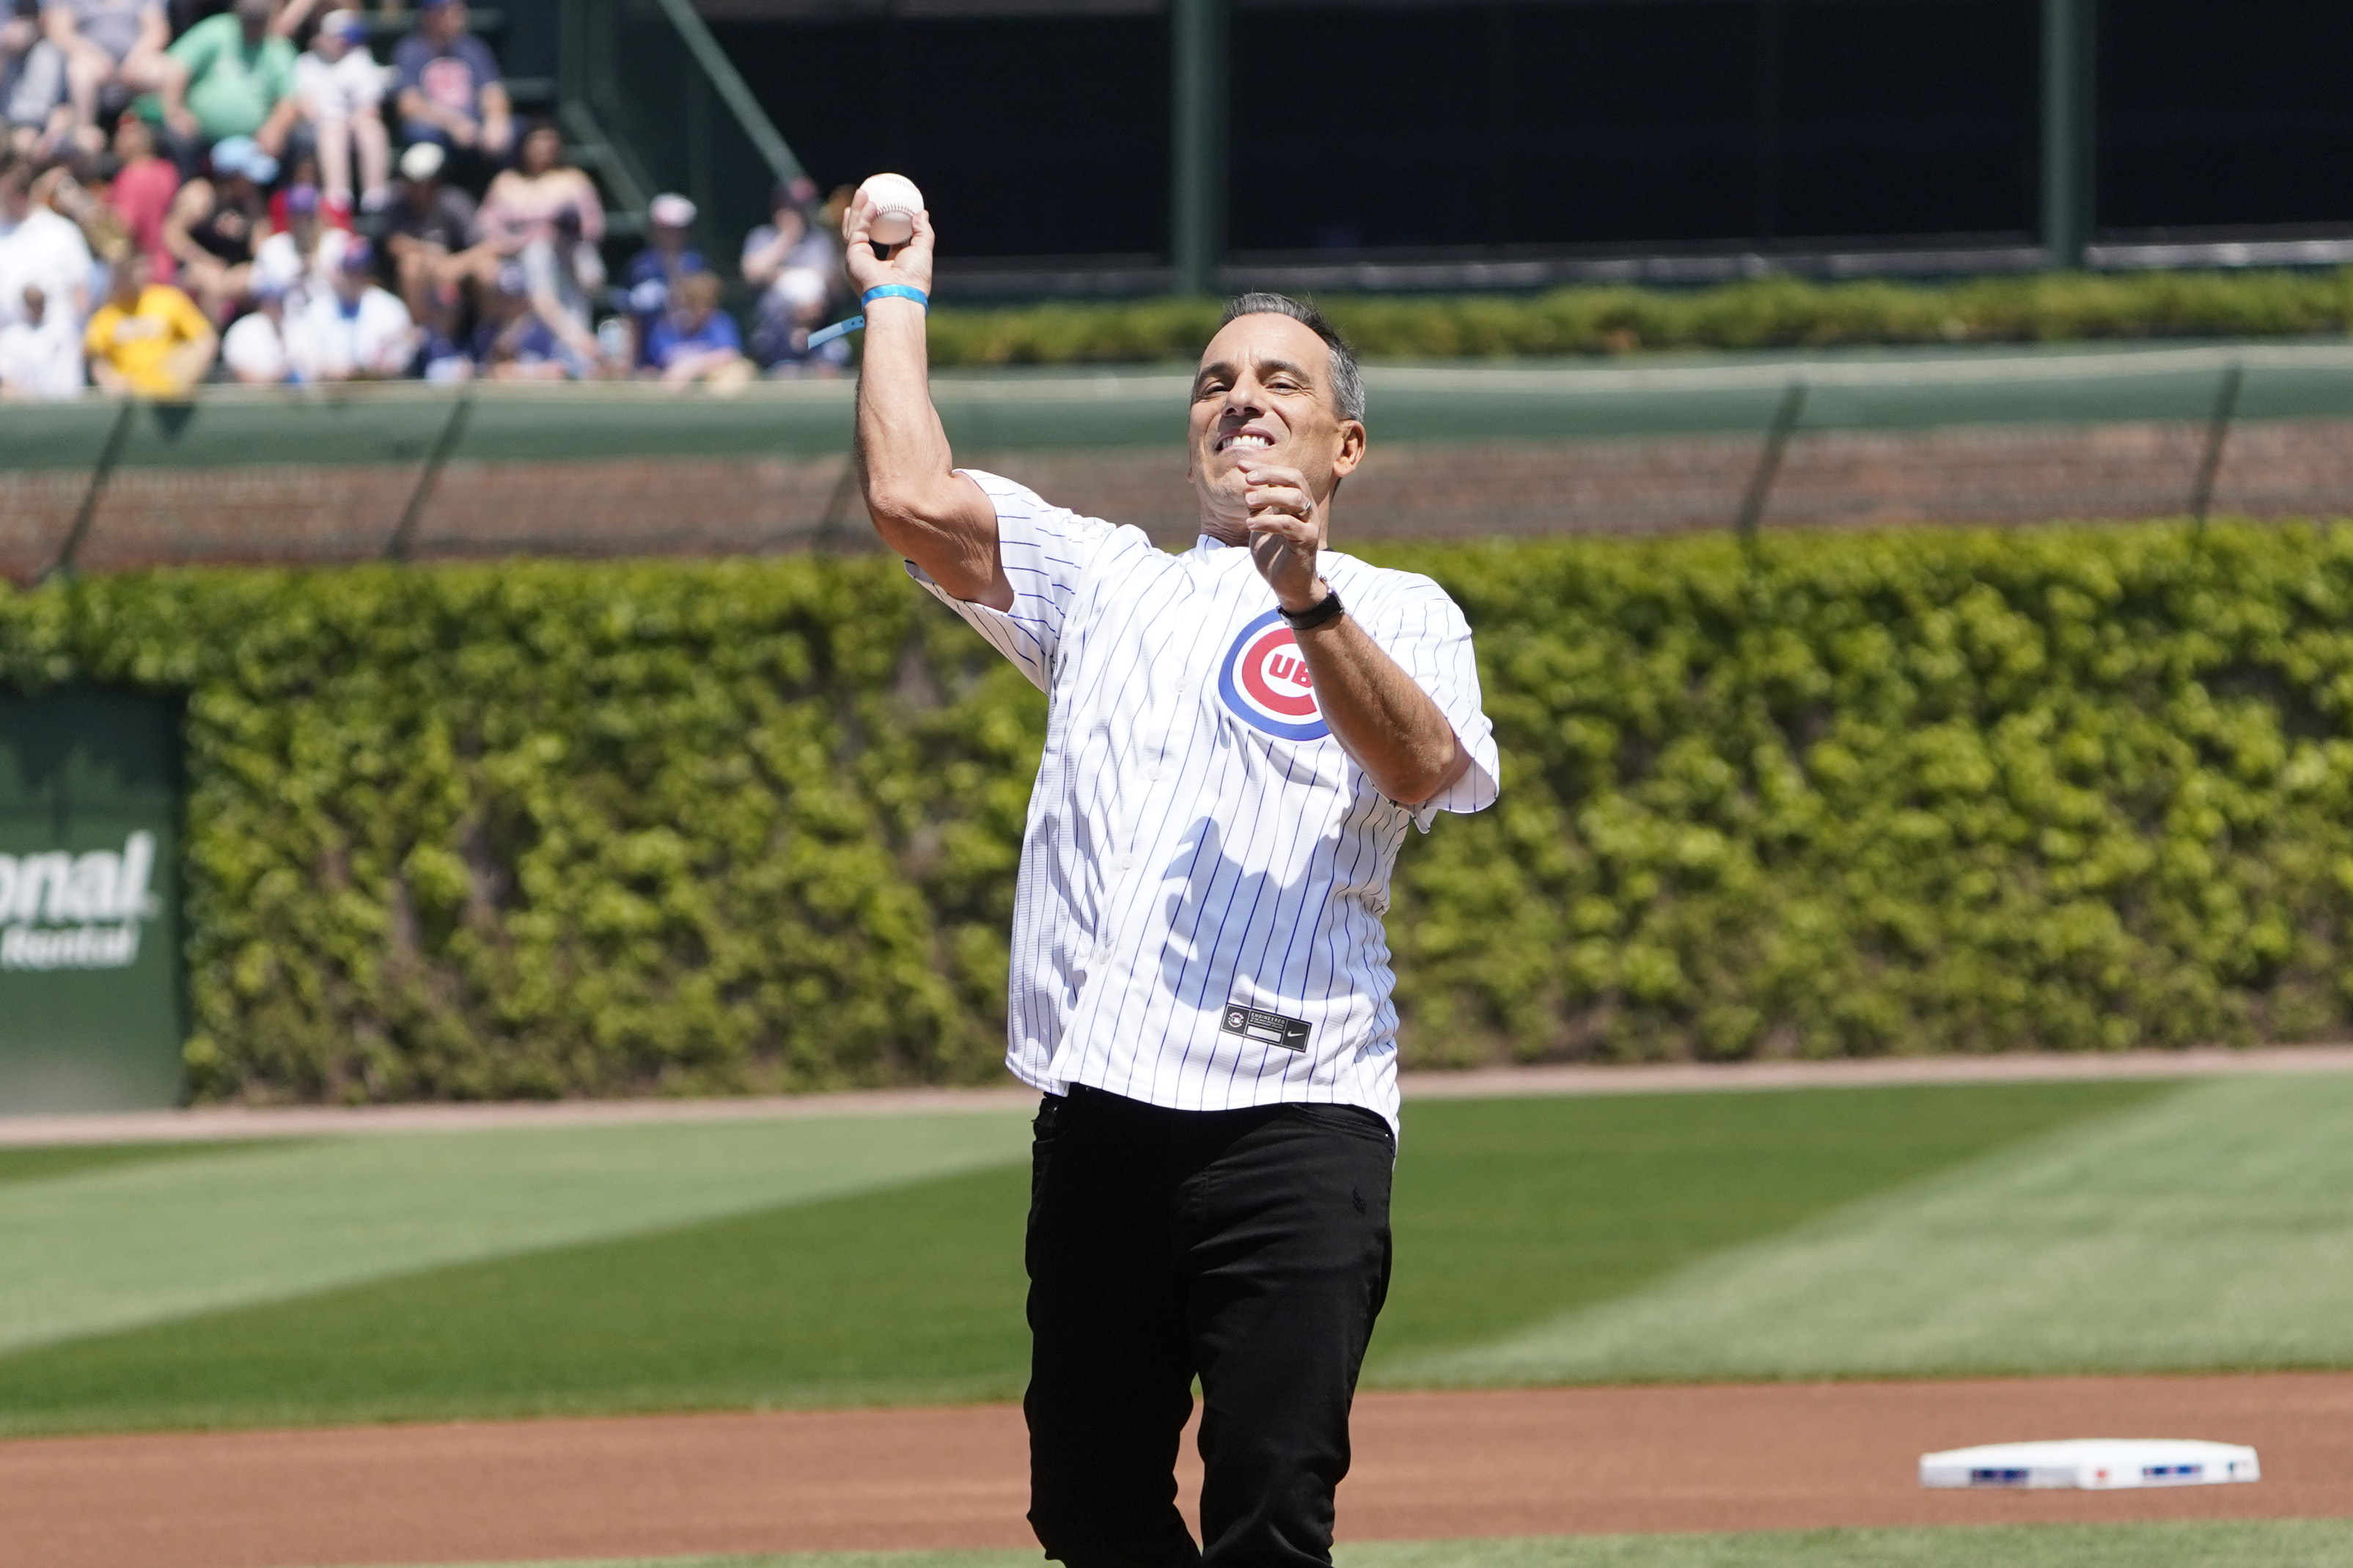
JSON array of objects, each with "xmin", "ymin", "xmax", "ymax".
[{"xmin": 85, "ymin": 247, "xmax": 215, "ymax": 394}]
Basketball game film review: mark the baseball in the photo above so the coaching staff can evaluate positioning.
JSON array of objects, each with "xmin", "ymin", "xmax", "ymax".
[{"xmin": 856, "ymin": 172, "xmax": 925, "ymax": 246}]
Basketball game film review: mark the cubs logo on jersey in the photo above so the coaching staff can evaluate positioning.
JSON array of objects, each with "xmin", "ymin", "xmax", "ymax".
[{"xmin": 1216, "ymin": 608, "xmax": 1330, "ymax": 742}]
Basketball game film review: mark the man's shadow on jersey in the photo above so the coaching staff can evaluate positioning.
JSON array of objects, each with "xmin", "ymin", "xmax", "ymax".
[{"xmin": 1153, "ymin": 815, "xmax": 1318, "ymax": 1013}]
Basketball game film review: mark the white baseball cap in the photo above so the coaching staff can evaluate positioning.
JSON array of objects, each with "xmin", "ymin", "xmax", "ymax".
[
  {"xmin": 648, "ymin": 193, "xmax": 697, "ymax": 229},
  {"xmin": 776, "ymin": 267, "xmax": 828, "ymax": 310},
  {"xmin": 399, "ymin": 141, "xmax": 445, "ymax": 182}
]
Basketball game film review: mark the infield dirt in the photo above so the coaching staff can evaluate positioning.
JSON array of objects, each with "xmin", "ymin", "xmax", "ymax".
[{"xmin": 5, "ymin": 1374, "xmax": 2349, "ymax": 1568}]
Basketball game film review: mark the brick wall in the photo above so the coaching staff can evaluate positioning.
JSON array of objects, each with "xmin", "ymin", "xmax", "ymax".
[{"xmin": 9, "ymin": 417, "xmax": 2352, "ymax": 581}]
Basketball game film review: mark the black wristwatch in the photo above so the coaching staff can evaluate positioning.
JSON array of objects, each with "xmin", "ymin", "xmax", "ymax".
[{"xmin": 1279, "ymin": 586, "xmax": 1344, "ymax": 632}]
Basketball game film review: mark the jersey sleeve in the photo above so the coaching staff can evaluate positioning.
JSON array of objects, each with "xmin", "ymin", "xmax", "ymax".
[
  {"xmin": 903, "ymin": 468, "xmax": 1119, "ymax": 693},
  {"xmin": 1359, "ymin": 575, "xmax": 1501, "ymax": 831}
]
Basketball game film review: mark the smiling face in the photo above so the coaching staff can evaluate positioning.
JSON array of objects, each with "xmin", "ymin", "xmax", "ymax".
[{"xmin": 1186, "ymin": 312, "xmax": 1365, "ymax": 540}]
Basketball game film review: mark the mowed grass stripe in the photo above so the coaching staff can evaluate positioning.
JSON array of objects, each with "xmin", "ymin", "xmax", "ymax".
[
  {"xmin": 388, "ymin": 1521, "xmax": 2353, "ymax": 1568},
  {"xmin": 0, "ymin": 1162, "xmax": 1034, "ymax": 1435},
  {"xmin": 1368, "ymin": 1080, "xmax": 2172, "ymax": 1370},
  {"xmin": 0, "ymin": 1112, "xmax": 1031, "ymax": 1359},
  {"xmin": 1406, "ymin": 1073, "xmax": 2353, "ymax": 1385},
  {"xmin": 0, "ymin": 1140, "xmax": 298, "ymax": 1188},
  {"xmin": 0, "ymin": 1081, "xmax": 2163, "ymax": 1435}
]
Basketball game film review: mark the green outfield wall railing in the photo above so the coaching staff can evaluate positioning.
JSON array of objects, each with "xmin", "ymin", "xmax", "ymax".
[
  {"xmin": 11, "ymin": 342, "xmax": 2353, "ymax": 479},
  {"xmin": 12, "ymin": 340, "xmax": 2353, "ymax": 581}
]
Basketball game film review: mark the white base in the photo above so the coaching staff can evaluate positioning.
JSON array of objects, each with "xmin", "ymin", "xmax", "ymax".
[{"xmin": 1920, "ymin": 1438, "xmax": 2260, "ymax": 1490}]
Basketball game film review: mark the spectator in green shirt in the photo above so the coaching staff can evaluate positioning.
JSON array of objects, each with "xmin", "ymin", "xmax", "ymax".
[{"xmin": 153, "ymin": 0, "xmax": 296, "ymax": 170}]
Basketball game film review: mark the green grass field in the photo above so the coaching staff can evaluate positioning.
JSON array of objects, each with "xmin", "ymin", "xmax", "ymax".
[
  {"xmin": 0, "ymin": 1138, "xmax": 294, "ymax": 1187},
  {"xmin": 10, "ymin": 1075, "xmax": 2353, "ymax": 1568},
  {"xmin": 392, "ymin": 1521, "xmax": 2353, "ymax": 1568},
  {"xmin": 0, "ymin": 1079, "xmax": 2178, "ymax": 1434},
  {"xmin": 0, "ymin": 1112, "xmax": 1030, "ymax": 1363},
  {"xmin": 1401, "ymin": 1072, "xmax": 2353, "ymax": 1385}
]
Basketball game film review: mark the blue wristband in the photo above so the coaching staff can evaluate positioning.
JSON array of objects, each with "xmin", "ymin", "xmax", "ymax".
[
  {"xmin": 807, "ymin": 286, "xmax": 930, "ymax": 350},
  {"xmin": 805, "ymin": 315, "xmax": 863, "ymax": 350}
]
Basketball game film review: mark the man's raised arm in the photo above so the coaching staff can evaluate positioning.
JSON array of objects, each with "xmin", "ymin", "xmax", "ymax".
[{"xmin": 846, "ymin": 194, "xmax": 1010, "ymax": 611}]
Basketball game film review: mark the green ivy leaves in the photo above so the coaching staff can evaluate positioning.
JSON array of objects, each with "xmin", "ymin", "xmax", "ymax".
[
  {"xmin": 1380, "ymin": 520, "xmax": 2353, "ymax": 1064},
  {"xmin": 7, "ymin": 518, "xmax": 2353, "ymax": 1101},
  {"xmin": 1, "ymin": 561, "xmax": 1032, "ymax": 1103}
]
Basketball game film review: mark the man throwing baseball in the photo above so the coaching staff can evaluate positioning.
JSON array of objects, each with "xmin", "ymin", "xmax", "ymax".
[{"xmin": 848, "ymin": 187, "xmax": 1499, "ymax": 1568}]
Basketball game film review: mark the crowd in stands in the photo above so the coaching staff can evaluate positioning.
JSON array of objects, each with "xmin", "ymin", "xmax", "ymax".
[{"xmin": 0, "ymin": 0, "xmax": 853, "ymax": 397}]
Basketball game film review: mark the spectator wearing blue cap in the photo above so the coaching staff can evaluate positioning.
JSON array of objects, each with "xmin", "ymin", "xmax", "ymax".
[
  {"xmin": 291, "ymin": 230, "xmax": 414, "ymax": 379},
  {"xmin": 151, "ymin": 0, "xmax": 298, "ymax": 176},
  {"xmin": 621, "ymin": 189, "xmax": 702, "ymax": 364},
  {"xmin": 394, "ymin": 0, "xmax": 507, "ymax": 177},
  {"xmin": 642, "ymin": 268, "xmax": 746, "ymax": 387},
  {"xmin": 160, "ymin": 129, "xmax": 271, "ymax": 317},
  {"xmin": 252, "ymin": 177, "xmax": 340, "ymax": 308}
]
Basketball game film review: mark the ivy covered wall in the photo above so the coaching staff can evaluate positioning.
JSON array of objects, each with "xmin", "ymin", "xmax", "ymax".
[{"xmin": 5, "ymin": 519, "xmax": 2349, "ymax": 1103}]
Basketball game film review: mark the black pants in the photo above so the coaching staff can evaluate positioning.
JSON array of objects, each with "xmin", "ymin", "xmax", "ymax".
[{"xmin": 1025, "ymin": 1084, "xmax": 1395, "ymax": 1568}]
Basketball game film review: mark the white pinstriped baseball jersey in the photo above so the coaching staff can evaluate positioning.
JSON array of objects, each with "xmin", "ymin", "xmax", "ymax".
[{"xmin": 910, "ymin": 470, "xmax": 1499, "ymax": 1133}]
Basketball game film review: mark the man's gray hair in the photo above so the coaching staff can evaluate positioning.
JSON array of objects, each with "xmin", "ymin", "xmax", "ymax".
[{"xmin": 1221, "ymin": 292, "xmax": 1365, "ymax": 424}]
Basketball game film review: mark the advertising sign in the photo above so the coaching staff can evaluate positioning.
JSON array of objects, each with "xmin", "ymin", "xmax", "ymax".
[{"xmin": 0, "ymin": 690, "xmax": 186, "ymax": 1112}]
